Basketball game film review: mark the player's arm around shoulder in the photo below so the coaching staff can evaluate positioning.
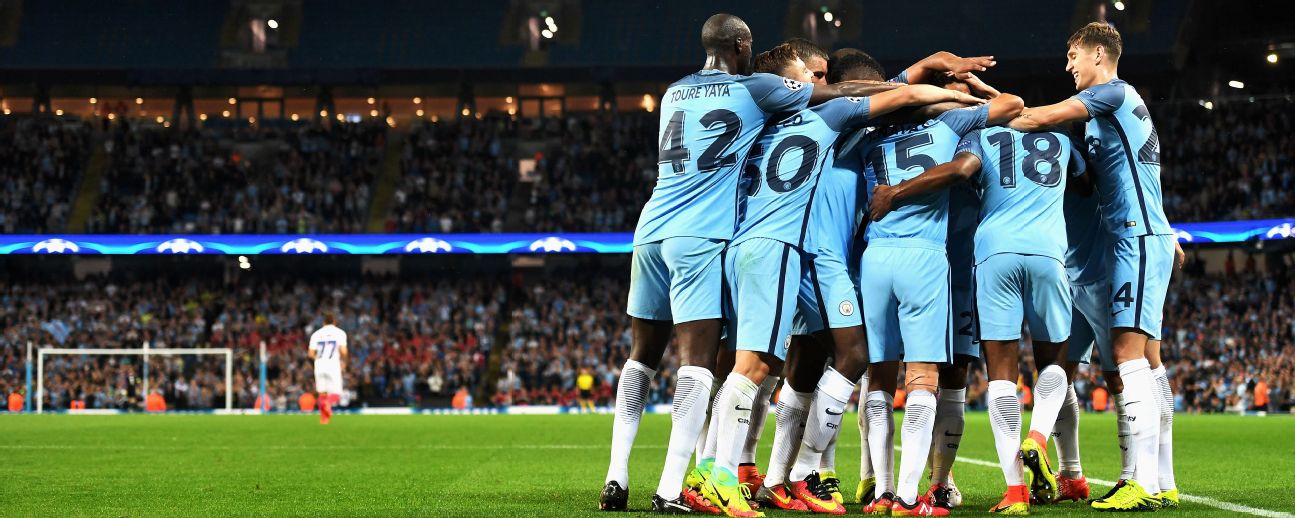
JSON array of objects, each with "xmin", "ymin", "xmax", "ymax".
[
  {"xmin": 1008, "ymin": 99, "xmax": 1089, "ymax": 132},
  {"xmin": 962, "ymin": 73, "xmax": 1023, "ymax": 125}
]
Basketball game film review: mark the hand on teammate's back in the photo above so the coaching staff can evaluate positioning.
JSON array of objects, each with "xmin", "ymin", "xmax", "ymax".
[{"xmin": 869, "ymin": 184, "xmax": 899, "ymax": 221}]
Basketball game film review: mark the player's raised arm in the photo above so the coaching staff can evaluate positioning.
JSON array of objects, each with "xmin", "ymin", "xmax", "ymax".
[
  {"xmin": 870, "ymin": 152, "xmax": 982, "ymax": 221},
  {"xmin": 899, "ymin": 51, "xmax": 996, "ymax": 84}
]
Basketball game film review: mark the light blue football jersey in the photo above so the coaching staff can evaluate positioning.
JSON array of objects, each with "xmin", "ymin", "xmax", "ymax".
[
  {"xmin": 809, "ymin": 127, "xmax": 870, "ymax": 258},
  {"xmin": 958, "ymin": 127, "xmax": 1085, "ymax": 263},
  {"xmin": 1063, "ymin": 191, "xmax": 1111, "ymax": 285},
  {"xmin": 860, "ymin": 104, "xmax": 990, "ymax": 245},
  {"xmin": 732, "ymin": 97, "xmax": 874, "ymax": 251},
  {"xmin": 1071, "ymin": 79, "xmax": 1171, "ymax": 239},
  {"xmin": 634, "ymin": 71, "xmax": 813, "ymax": 245}
]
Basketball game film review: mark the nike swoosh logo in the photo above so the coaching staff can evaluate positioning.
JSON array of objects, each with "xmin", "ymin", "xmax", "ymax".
[
  {"xmin": 825, "ymin": 408, "xmax": 843, "ymax": 416},
  {"xmin": 1111, "ymin": 309, "xmax": 1128, "ymax": 317},
  {"xmin": 771, "ymin": 491, "xmax": 792, "ymax": 505},
  {"xmin": 735, "ymin": 406, "xmax": 751, "ymax": 412}
]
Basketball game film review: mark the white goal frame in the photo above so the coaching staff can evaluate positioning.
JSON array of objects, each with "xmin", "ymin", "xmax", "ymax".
[{"xmin": 36, "ymin": 344, "xmax": 233, "ymax": 413}]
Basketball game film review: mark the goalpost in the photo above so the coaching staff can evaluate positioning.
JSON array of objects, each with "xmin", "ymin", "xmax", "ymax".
[{"xmin": 35, "ymin": 343, "xmax": 234, "ymax": 413}]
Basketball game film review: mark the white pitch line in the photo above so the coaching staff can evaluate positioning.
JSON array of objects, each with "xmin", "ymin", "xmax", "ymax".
[{"xmin": 941, "ymin": 450, "xmax": 1293, "ymax": 517}]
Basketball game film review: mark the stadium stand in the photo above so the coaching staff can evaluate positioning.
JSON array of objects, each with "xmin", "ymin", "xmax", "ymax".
[
  {"xmin": 0, "ymin": 118, "xmax": 92, "ymax": 233},
  {"xmin": 85, "ymin": 121, "xmax": 385, "ymax": 234},
  {"xmin": 2, "ymin": 258, "xmax": 1290, "ymax": 413}
]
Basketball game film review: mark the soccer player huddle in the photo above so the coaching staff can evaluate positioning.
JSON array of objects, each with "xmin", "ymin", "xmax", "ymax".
[{"xmin": 602, "ymin": 13, "xmax": 1181, "ymax": 517}]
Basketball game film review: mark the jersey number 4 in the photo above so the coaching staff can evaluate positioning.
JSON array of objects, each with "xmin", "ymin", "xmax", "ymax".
[{"xmin": 658, "ymin": 109, "xmax": 742, "ymax": 174}]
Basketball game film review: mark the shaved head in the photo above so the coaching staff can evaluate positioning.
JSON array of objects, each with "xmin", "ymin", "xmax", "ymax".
[
  {"xmin": 701, "ymin": 13, "xmax": 750, "ymax": 51},
  {"xmin": 828, "ymin": 48, "xmax": 886, "ymax": 83},
  {"xmin": 701, "ymin": 13, "xmax": 754, "ymax": 74}
]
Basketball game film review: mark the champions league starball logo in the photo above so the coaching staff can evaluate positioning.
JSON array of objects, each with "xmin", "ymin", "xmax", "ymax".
[
  {"xmin": 528, "ymin": 237, "xmax": 577, "ymax": 252},
  {"xmin": 157, "ymin": 238, "xmax": 205, "ymax": 254},
  {"xmin": 404, "ymin": 237, "xmax": 453, "ymax": 253},
  {"xmin": 32, "ymin": 239, "xmax": 80, "ymax": 253},
  {"xmin": 280, "ymin": 238, "xmax": 329, "ymax": 253},
  {"xmin": 1266, "ymin": 223, "xmax": 1294, "ymax": 239}
]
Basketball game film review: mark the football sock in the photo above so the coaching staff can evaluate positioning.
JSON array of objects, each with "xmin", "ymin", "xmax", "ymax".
[
  {"xmin": 1029, "ymin": 364, "xmax": 1068, "ymax": 443},
  {"xmin": 1118, "ymin": 358, "xmax": 1161, "ymax": 495},
  {"xmin": 715, "ymin": 373, "xmax": 760, "ymax": 476},
  {"xmin": 988, "ymin": 380, "xmax": 1024, "ymax": 486},
  {"xmin": 740, "ymin": 376, "xmax": 779, "ymax": 465},
  {"xmin": 1152, "ymin": 365, "xmax": 1176, "ymax": 491},
  {"xmin": 701, "ymin": 383, "xmax": 724, "ymax": 464},
  {"xmin": 930, "ymin": 387, "xmax": 966, "ymax": 485},
  {"xmin": 1055, "ymin": 384, "xmax": 1083, "ymax": 478},
  {"xmin": 790, "ymin": 368, "xmax": 854, "ymax": 482},
  {"xmin": 858, "ymin": 376, "xmax": 873, "ymax": 481},
  {"xmin": 896, "ymin": 389, "xmax": 937, "ymax": 503},
  {"xmin": 765, "ymin": 384, "xmax": 811, "ymax": 487},
  {"xmin": 864, "ymin": 390, "xmax": 896, "ymax": 496},
  {"xmin": 606, "ymin": 359, "xmax": 656, "ymax": 487},
  {"xmin": 1115, "ymin": 392, "xmax": 1136, "ymax": 480},
  {"xmin": 656, "ymin": 366, "xmax": 714, "ymax": 499},
  {"xmin": 819, "ymin": 428, "xmax": 838, "ymax": 473}
]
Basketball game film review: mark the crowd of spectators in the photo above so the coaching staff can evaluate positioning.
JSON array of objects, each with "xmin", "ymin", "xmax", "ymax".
[
  {"xmin": 85, "ymin": 120, "xmax": 385, "ymax": 234},
  {"xmin": 492, "ymin": 272, "xmax": 678, "ymax": 408},
  {"xmin": 0, "ymin": 274, "xmax": 501, "ymax": 411},
  {"xmin": 1159, "ymin": 98, "xmax": 1295, "ymax": 223},
  {"xmin": 9, "ymin": 99, "xmax": 1293, "ymax": 234},
  {"xmin": 0, "ymin": 118, "xmax": 92, "ymax": 233},
  {"xmin": 385, "ymin": 117, "xmax": 515, "ymax": 233},
  {"xmin": 520, "ymin": 112, "xmax": 656, "ymax": 233},
  {"xmin": 1, "ymin": 256, "xmax": 1292, "ymax": 413}
]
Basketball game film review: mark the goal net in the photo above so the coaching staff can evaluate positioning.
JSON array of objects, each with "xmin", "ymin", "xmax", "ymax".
[{"xmin": 36, "ymin": 345, "xmax": 234, "ymax": 413}]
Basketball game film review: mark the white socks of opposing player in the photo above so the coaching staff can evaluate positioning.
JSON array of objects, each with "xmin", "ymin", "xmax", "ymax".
[
  {"xmin": 896, "ymin": 389, "xmax": 937, "ymax": 504},
  {"xmin": 765, "ymin": 384, "xmax": 812, "ymax": 487},
  {"xmin": 1114, "ymin": 392, "xmax": 1136, "ymax": 480},
  {"xmin": 1117, "ymin": 358, "xmax": 1161, "ymax": 494},
  {"xmin": 1152, "ymin": 365, "xmax": 1176, "ymax": 492},
  {"xmin": 930, "ymin": 388, "xmax": 965, "ymax": 484},
  {"xmin": 715, "ymin": 373, "xmax": 761, "ymax": 476},
  {"xmin": 988, "ymin": 380, "xmax": 1025, "ymax": 486},
  {"xmin": 1029, "ymin": 365, "xmax": 1069, "ymax": 442},
  {"xmin": 656, "ymin": 366, "xmax": 714, "ymax": 499},
  {"xmin": 741, "ymin": 376, "xmax": 779, "ymax": 465},
  {"xmin": 607, "ymin": 360, "xmax": 656, "ymax": 487},
  {"xmin": 864, "ymin": 390, "xmax": 895, "ymax": 495},
  {"xmin": 1054, "ymin": 384, "xmax": 1083, "ymax": 478},
  {"xmin": 790, "ymin": 368, "xmax": 854, "ymax": 482}
]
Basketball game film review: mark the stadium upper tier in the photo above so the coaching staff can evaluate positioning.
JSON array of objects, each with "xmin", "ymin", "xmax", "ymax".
[
  {"xmin": 1, "ymin": 99, "xmax": 1291, "ymax": 235},
  {"xmin": 0, "ymin": 1, "xmax": 1184, "ymax": 72}
]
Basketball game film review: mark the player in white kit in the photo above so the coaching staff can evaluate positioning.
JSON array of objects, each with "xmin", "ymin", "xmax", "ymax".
[{"xmin": 308, "ymin": 313, "xmax": 348, "ymax": 425}]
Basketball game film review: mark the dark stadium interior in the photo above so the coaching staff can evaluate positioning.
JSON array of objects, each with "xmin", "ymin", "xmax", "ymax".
[{"xmin": 1, "ymin": 0, "xmax": 1292, "ymax": 414}]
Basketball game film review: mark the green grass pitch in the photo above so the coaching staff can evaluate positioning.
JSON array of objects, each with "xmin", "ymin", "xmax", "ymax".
[{"xmin": 2, "ymin": 412, "xmax": 1293, "ymax": 517}]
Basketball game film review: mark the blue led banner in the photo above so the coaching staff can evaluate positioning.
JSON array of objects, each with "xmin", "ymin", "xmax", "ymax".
[
  {"xmin": 0, "ymin": 234, "xmax": 633, "ymax": 255},
  {"xmin": 0, "ymin": 220, "xmax": 1290, "ymax": 255}
]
